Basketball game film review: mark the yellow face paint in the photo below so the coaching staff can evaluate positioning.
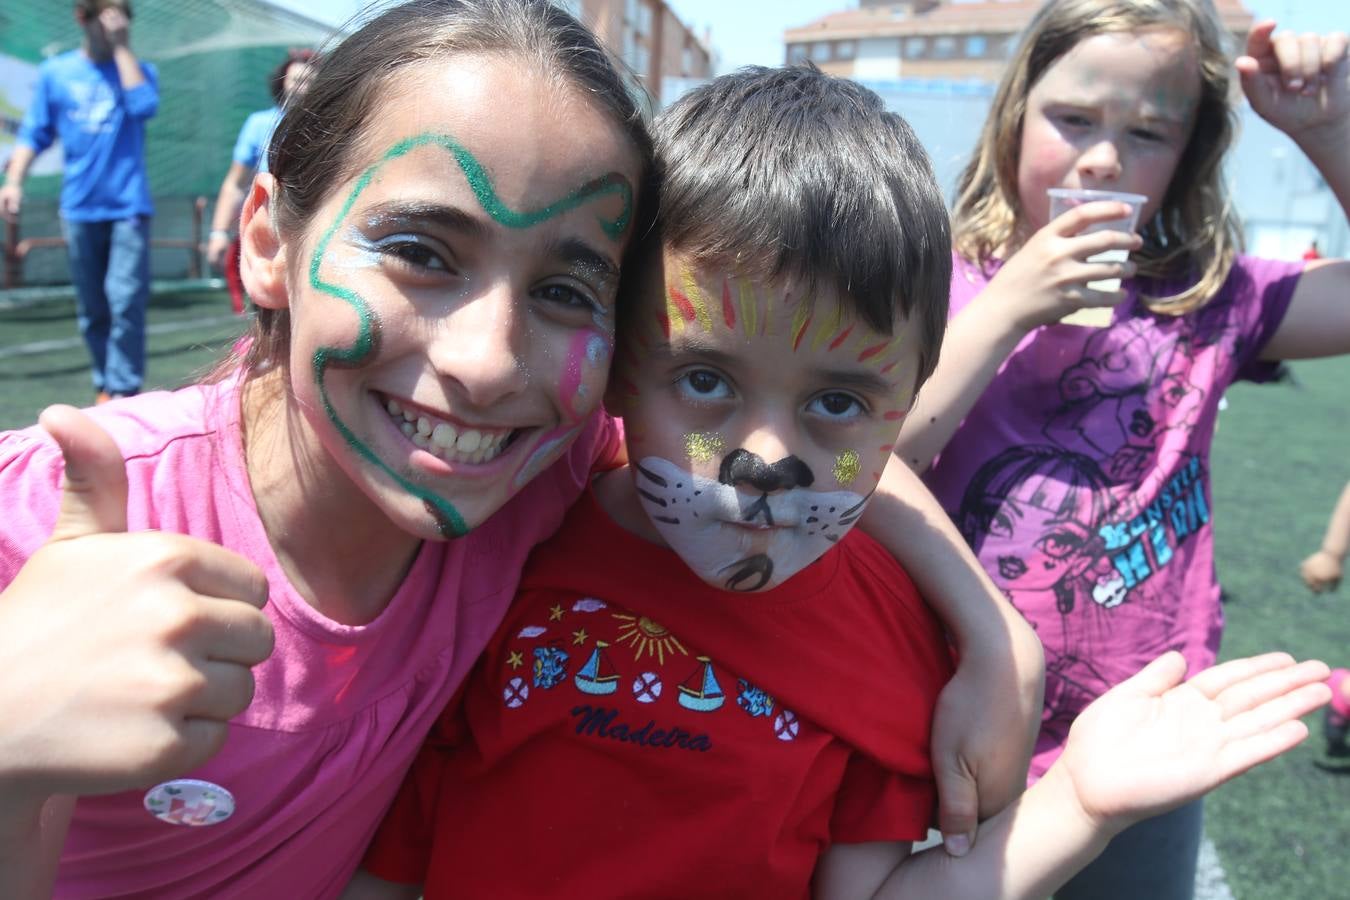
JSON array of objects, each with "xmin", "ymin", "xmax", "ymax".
[
  {"xmin": 684, "ymin": 431, "xmax": 726, "ymax": 465},
  {"xmin": 833, "ymin": 449, "xmax": 862, "ymax": 487}
]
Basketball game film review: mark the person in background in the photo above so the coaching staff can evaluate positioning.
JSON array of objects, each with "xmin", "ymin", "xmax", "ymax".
[
  {"xmin": 892, "ymin": 0, "xmax": 1350, "ymax": 896},
  {"xmin": 206, "ymin": 48, "xmax": 315, "ymax": 314},
  {"xmin": 0, "ymin": 0, "xmax": 158, "ymax": 404}
]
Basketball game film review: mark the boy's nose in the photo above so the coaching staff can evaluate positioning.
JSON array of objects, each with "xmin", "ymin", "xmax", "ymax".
[{"xmin": 430, "ymin": 284, "xmax": 529, "ymax": 407}]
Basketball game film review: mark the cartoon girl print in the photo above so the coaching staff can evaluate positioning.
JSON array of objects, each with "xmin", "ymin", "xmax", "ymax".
[
  {"xmin": 958, "ymin": 445, "xmax": 1114, "ymax": 616},
  {"xmin": 1045, "ymin": 321, "xmax": 1206, "ymax": 487}
]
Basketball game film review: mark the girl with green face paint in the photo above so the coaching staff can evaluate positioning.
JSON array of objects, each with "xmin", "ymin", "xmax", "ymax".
[{"xmin": 0, "ymin": 2, "xmax": 654, "ymax": 896}]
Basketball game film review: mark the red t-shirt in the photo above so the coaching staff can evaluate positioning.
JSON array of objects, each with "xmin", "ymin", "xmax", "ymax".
[{"xmin": 365, "ymin": 489, "xmax": 954, "ymax": 899}]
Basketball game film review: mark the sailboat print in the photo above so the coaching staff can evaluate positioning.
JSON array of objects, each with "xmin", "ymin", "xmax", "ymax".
[
  {"xmin": 574, "ymin": 640, "xmax": 620, "ymax": 695},
  {"xmin": 677, "ymin": 656, "xmax": 725, "ymax": 712}
]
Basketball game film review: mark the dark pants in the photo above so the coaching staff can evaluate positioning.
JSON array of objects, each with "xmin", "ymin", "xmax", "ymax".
[
  {"xmin": 1055, "ymin": 799, "xmax": 1204, "ymax": 900},
  {"xmin": 62, "ymin": 215, "xmax": 151, "ymax": 395}
]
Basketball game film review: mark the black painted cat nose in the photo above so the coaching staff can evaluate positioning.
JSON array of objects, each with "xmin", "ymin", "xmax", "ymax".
[{"xmin": 718, "ymin": 449, "xmax": 815, "ymax": 491}]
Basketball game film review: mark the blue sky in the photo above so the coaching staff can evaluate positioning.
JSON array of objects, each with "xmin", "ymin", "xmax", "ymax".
[{"xmin": 275, "ymin": 0, "xmax": 1346, "ymax": 72}]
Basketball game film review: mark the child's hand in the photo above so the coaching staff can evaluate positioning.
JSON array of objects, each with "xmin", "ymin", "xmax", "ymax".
[
  {"xmin": 0, "ymin": 407, "xmax": 274, "ymax": 804},
  {"xmin": 985, "ymin": 203, "xmax": 1142, "ymax": 332},
  {"xmin": 1056, "ymin": 651, "xmax": 1329, "ymax": 834},
  {"xmin": 1238, "ymin": 22, "xmax": 1349, "ymax": 144},
  {"xmin": 1300, "ymin": 549, "xmax": 1343, "ymax": 593}
]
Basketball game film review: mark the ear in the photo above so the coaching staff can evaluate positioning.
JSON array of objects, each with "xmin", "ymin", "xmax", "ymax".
[{"xmin": 238, "ymin": 173, "xmax": 291, "ymax": 311}]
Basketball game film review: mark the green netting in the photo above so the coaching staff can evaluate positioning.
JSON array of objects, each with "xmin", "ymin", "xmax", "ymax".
[
  {"xmin": 3, "ymin": 0, "xmax": 336, "ymax": 199},
  {"xmin": 2, "ymin": 1, "xmax": 336, "ymax": 284}
]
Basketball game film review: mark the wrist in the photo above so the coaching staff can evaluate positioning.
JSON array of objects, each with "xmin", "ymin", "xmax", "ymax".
[
  {"xmin": 209, "ymin": 229, "xmax": 232, "ymax": 240},
  {"xmin": 1320, "ymin": 546, "xmax": 1348, "ymax": 563}
]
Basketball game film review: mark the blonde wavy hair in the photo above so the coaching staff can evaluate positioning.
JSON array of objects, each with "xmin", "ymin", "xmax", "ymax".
[{"xmin": 951, "ymin": 0, "xmax": 1242, "ymax": 313}]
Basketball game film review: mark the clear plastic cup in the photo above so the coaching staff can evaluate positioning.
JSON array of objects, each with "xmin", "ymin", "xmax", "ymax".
[{"xmin": 1047, "ymin": 188, "xmax": 1147, "ymax": 303}]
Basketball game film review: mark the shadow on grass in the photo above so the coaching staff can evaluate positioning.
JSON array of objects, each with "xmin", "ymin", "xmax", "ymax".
[{"xmin": 0, "ymin": 337, "xmax": 239, "ymax": 380}]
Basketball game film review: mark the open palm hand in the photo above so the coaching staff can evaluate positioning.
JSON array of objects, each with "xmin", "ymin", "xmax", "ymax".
[{"xmin": 1057, "ymin": 651, "xmax": 1330, "ymax": 833}]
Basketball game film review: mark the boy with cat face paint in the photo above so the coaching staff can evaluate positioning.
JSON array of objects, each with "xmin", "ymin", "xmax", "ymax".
[{"xmin": 357, "ymin": 65, "xmax": 1330, "ymax": 900}]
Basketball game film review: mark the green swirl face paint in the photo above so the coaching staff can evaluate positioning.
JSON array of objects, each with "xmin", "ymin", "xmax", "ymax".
[{"xmin": 306, "ymin": 132, "xmax": 634, "ymax": 538}]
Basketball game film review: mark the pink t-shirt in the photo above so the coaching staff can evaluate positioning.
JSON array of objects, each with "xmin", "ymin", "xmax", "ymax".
[
  {"xmin": 0, "ymin": 378, "xmax": 620, "ymax": 898},
  {"xmin": 923, "ymin": 254, "xmax": 1300, "ymax": 779}
]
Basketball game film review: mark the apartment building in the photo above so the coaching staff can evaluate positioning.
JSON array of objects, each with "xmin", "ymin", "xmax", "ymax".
[
  {"xmin": 784, "ymin": 0, "xmax": 1255, "ymax": 83},
  {"xmin": 563, "ymin": 0, "xmax": 715, "ymax": 104}
]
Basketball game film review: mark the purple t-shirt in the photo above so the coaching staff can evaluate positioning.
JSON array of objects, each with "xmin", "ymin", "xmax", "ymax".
[
  {"xmin": 924, "ymin": 254, "xmax": 1300, "ymax": 778},
  {"xmin": 0, "ymin": 378, "xmax": 620, "ymax": 898}
]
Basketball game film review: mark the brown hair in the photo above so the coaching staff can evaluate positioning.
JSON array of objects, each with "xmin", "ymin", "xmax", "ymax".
[
  {"xmin": 951, "ymin": 0, "xmax": 1241, "ymax": 313},
  {"xmin": 222, "ymin": 0, "xmax": 654, "ymax": 381},
  {"xmin": 650, "ymin": 64, "xmax": 950, "ymax": 386}
]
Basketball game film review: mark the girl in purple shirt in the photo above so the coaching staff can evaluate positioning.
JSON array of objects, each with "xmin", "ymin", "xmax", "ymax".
[{"xmin": 895, "ymin": 1, "xmax": 1350, "ymax": 897}]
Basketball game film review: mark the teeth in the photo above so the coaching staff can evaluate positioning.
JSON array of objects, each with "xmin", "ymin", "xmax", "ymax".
[
  {"xmin": 383, "ymin": 397, "xmax": 511, "ymax": 465},
  {"xmin": 431, "ymin": 422, "xmax": 458, "ymax": 449}
]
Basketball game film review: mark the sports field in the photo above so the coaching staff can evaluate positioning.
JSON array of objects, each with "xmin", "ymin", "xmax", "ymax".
[{"xmin": 0, "ymin": 289, "xmax": 1347, "ymax": 898}]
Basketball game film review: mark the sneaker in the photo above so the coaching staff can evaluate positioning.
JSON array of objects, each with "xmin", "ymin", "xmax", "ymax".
[{"xmin": 1326, "ymin": 669, "xmax": 1350, "ymax": 757}]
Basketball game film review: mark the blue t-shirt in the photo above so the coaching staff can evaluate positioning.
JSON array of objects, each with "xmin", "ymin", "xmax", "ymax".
[
  {"xmin": 18, "ymin": 49, "xmax": 158, "ymax": 221},
  {"xmin": 231, "ymin": 106, "xmax": 282, "ymax": 174}
]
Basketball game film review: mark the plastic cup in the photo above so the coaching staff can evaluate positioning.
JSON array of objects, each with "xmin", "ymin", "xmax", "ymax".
[{"xmin": 1047, "ymin": 188, "xmax": 1147, "ymax": 301}]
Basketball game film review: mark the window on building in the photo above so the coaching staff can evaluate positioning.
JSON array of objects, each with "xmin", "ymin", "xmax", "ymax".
[
  {"xmin": 624, "ymin": 0, "xmax": 639, "ymax": 26},
  {"xmin": 637, "ymin": 3, "xmax": 652, "ymax": 35},
  {"xmin": 683, "ymin": 45, "xmax": 695, "ymax": 74},
  {"xmin": 632, "ymin": 42, "xmax": 650, "ymax": 76},
  {"xmin": 965, "ymin": 35, "xmax": 987, "ymax": 57},
  {"xmin": 787, "ymin": 43, "xmax": 809, "ymax": 64},
  {"xmin": 834, "ymin": 40, "xmax": 856, "ymax": 59},
  {"xmin": 933, "ymin": 35, "xmax": 956, "ymax": 58},
  {"xmin": 904, "ymin": 36, "xmax": 926, "ymax": 57},
  {"xmin": 810, "ymin": 41, "xmax": 831, "ymax": 62}
]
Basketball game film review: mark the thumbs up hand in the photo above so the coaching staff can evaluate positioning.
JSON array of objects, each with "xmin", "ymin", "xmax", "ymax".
[{"xmin": 0, "ymin": 406, "xmax": 275, "ymax": 802}]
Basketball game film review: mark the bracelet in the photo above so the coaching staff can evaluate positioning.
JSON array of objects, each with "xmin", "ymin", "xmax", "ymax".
[{"xmin": 209, "ymin": 229, "xmax": 232, "ymax": 239}]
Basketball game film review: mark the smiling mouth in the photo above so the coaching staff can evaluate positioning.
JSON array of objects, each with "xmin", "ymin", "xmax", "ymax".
[
  {"xmin": 381, "ymin": 396, "xmax": 518, "ymax": 465},
  {"xmin": 997, "ymin": 556, "xmax": 1028, "ymax": 580}
]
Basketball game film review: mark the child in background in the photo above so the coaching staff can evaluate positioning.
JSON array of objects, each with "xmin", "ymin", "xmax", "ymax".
[
  {"xmin": 351, "ymin": 65, "xmax": 1330, "ymax": 900},
  {"xmin": 1300, "ymin": 479, "xmax": 1350, "ymax": 754},
  {"xmin": 207, "ymin": 47, "xmax": 315, "ymax": 314},
  {"xmin": 1301, "ymin": 479, "xmax": 1350, "ymax": 594},
  {"xmin": 893, "ymin": 0, "xmax": 1350, "ymax": 896},
  {"xmin": 0, "ymin": 1, "xmax": 1046, "ymax": 895}
]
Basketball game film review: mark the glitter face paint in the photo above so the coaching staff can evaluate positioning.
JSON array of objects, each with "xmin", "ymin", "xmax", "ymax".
[
  {"xmin": 683, "ymin": 431, "xmax": 725, "ymax": 465},
  {"xmin": 307, "ymin": 132, "xmax": 633, "ymax": 538},
  {"xmin": 832, "ymin": 449, "xmax": 861, "ymax": 487}
]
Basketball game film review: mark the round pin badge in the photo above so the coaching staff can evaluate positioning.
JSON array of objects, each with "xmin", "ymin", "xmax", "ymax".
[{"xmin": 143, "ymin": 779, "xmax": 235, "ymax": 826}]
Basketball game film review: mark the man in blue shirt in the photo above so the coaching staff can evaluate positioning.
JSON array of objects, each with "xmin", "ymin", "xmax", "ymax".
[{"xmin": 1, "ymin": 0, "xmax": 158, "ymax": 403}]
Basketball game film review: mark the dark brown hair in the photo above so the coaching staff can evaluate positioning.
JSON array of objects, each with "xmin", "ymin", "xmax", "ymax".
[{"xmin": 650, "ymin": 64, "xmax": 950, "ymax": 385}]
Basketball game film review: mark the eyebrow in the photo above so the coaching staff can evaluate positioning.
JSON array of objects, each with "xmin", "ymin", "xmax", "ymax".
[
  {"xmin": 549, "ymin": 237, "xmax": 620, "ymax": 283},
  {"xmin": 360, "ymin": 200, "xmax": 488, "ymax": 238},
  {"xmin": 1045, "ymin": 99, "xmax": 1189, "ymax": 129},
  {"xmin": 656, "ymin": 341, "xmax": 900, "ymax": 396}
]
